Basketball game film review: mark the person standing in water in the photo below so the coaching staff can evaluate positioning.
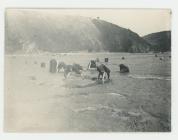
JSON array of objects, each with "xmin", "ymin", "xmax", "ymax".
[{"xmin": 95, "ymin": 58, "xmax": 110, "ymax": 83}]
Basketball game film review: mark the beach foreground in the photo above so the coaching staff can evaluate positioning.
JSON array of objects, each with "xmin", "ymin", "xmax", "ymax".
[{"xmin": 4, "ymin": 53, "xmax": 171, "ymax": 132}]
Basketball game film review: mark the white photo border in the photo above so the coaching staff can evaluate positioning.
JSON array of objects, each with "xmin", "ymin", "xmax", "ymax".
[{"xmin": 0, "ymin": 0, "xmax": 178, "ymax": 140}]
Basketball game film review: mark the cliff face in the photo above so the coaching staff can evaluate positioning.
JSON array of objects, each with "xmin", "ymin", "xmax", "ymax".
[
  {"xmin": 143, "ymin": 31, "xmax": 171, "ymax": 52},
  {"xmin": 6, "ymin": 10, "xmax": 151, "ymax": 54}
]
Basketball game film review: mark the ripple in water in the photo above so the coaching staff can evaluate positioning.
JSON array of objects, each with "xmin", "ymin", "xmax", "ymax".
[{"xmin": 128, "ymin": 74, "xmax": 171, "ymax": 81}]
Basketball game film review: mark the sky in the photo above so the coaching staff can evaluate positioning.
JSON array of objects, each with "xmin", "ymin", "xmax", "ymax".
[{"xmin": 7, "ymin": 9, "xmax": 171, "ymax": 36}]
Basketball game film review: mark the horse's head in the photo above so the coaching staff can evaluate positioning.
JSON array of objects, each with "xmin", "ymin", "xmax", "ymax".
[{"xmin": 58, "ymin": 62, "xmax": 66, "ymax": 70}]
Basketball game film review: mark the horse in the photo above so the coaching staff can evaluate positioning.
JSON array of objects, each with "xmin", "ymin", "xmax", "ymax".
[
  {"xmin": 96, "ymin": 64, "xmax": 110, "ymax": 84},
  {"xmin": 119, "ymin": 64, "xmax": 129, "ymax": 73},
  {"xmin": 57, "ymin": 62, "xmax": 83, "ymax": 78}
]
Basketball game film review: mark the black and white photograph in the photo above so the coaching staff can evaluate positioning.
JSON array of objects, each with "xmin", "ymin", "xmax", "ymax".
[{"xmin": 4, "ymin": 8, "xmax": 171, "ymax": 132}]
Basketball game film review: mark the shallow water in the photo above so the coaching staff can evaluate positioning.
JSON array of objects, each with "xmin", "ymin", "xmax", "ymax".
[{"xmin": 4, "ymin": 53, "xmax": 171, "ymax": 132}]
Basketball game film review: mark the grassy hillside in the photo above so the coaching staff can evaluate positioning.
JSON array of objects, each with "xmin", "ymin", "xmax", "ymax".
[
  {"xmin": 5, "ymin": 10, "xmax": 151, "ymax": 54},
  {"xmin": 92, "ymin": 19, "xmax": 150, "ymax": 52},
  {"xmin": 143, "ymin": 31, "xmax": 171, "ymax": 52}
]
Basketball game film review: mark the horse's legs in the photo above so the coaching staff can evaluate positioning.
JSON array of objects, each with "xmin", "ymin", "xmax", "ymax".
[
  {"xmin": 64, "ymin": 71, "xmax": 67, "ymax": 78},
  {"xmin": 98, "ymin": 73, "xmax": 101, "ymax": 80},
  {"xmin": 99, "ymin": 72, "xmax": 103, "ymax": 79},
  {"xmin": 67, "ymin": 72, "xmax": 71, "ymax": 78},
  {"xmin": 102, "ymin": 72, "xmax": 106, "ymax": 84},
  {"xmin": 64, "ymin": 72, "xmax": 67, "ymax": 78},
  {"xmin": 64, "ymin": 71, "xmax": 71, "ymax": 79},
  {"xmin": 107, "ymin": 72, "xmax": 110, "ymax": 80},
  {"xmin": 64, "ymin": 70, "xmax": 69, "ymax": 78},
  {"xmin": 80, "ymin": 72, "xmax": 84, "ymax": 79}
]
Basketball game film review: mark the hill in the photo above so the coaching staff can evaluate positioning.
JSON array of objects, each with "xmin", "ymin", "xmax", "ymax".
[
  {"xmin": 143, "ymin": 31, "xmax": 171, "ymax": 52},
  {"xmin": 5, "ymin": 10, "xmax": 151, "ymax": 54}
]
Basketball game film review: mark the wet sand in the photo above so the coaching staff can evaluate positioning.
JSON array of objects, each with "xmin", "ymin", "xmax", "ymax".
[{"xmin": 4, "ymin": 53, "xmax": 171, "ymax": 132}]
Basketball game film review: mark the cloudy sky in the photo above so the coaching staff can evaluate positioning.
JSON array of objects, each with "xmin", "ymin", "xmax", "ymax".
[{"xmin": 7, "ymin": 9, "xmax": 171, "ymax": 36}]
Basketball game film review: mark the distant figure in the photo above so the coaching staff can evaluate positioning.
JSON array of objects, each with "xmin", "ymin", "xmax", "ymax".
[
  {"xmin": 96, "ymin": 62, "xmax": 110, "ymax": 84},
  {"xmin": 49, "ymin": 59, "xmax": 57, "ymax": 73},
  {"xmin": 119, "ymin": 64, "xmax": 129, "ymax": 73},
  {"xmin": 41, "ymin": 62, "xmax": 46, "ymax": 68},
  {"xmin": 96, "ymin": 58, "xmax": 100, "ymax": 62},
  {"xmin": 155, "ymin": 54, "xmax": 158, "ymax": 57},
  {"xmin": 57, "ymin": 62, "xmax": 83, "ymax": 78},
  {"xmin": 105, "ymin": 58, "xmax": 109, "ymax": 63},
  {"xmin": 121, "ymin": 57, "xmax": 125, "ymax": 60},
  {"xmin": 159, "ymin": 57, "xmax": 163, "ymax": 60}
]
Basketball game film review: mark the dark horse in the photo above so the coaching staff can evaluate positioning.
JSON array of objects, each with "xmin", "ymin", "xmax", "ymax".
[
  {"xmin": 57, "ymin": 62, "xmax": 83, "ymax": 78},
  {"xmin": 119, "ymin": 64, "xmax": 129, "ymax": 73},
  {"xmin": 96, "ymin": 64, "xmax": 110, "ymax": 84}
]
